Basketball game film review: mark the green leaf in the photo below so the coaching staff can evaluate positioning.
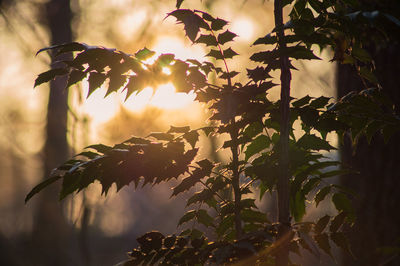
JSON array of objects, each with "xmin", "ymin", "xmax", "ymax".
[
  {"xmin": 196, "ymin": 209, "xmax": 214, "ymax": 227},
  {"xmin": 284, "ymin": 46, "xmax": 321, "ymax": 60},
  {"xmin": 87, "ymin": 72, "xmax": 106, "ymax": 97},
  {"xmin": 297, "ymin": 134, "xmax": 336, "ymax": 151},
  {"xmin": 148, "ymin": 132, "xmax": 174, "ymax": 141},
  {"xmin": 330, "ymin": 211, "xmax": 347, "ymax": 232},
  {"xmin": 183, "ymin": 130, "xmax": 199, "ymax": 148},
  {"xmin": 211, "ymin": 18, "xmax": 228, "ymax": 31},
  {"xmin": 36, "ymin": 42, "xmax": 87, "ymax": 56},
  {"xmin": 172, "ymin": 168, "xmax": 206, "ymax": 196},
  {"xmin": 135, "ymin": 47, "xmax": 156, "ymax": 61},
  {"xmin": 241, "ymin": 209, "xmax": 269, "ymax": 223},
  {"xmin": 85, "ymin": 144, "xmax": 112, "ymax": 153},
  {"xmin": 34, "ymin": 68, "xmax": 69, "ymax": 87},
  {"xmin": 315, "ymin": 186, "xmax": 331, "ymax": 207},
  {"xmin": 25, "ymin": 175, "xmax": 62, "ymax": 203},
  {"xmin": 168, "ymin": 125, "xmax": 191, "ymax": 134},
  {"xmin": 359, "ymin": 66, "xmax": 378, "ymax": 84},
  {"xmin": 223, "ymin": 47, "xmax": 238, "ymax": 58},
  {"xmin": 217, "ymin": 215, "xmax": 234, "ymax": 236},
  {"xmin": 315, "ymin": 215, "xmax": 330, "ymax": 234},
  {"xmin": 332, "ymin": 193, "xmax": 354, "ymax": 220},
  {"xmin": 314, "ymin": 233, "xmax": 332, "ymax": 256},
  {"xmin": 205, "ymin": 49, "xmax": 223, "ymax": 60},
  {"xmin": 195, "ymin": 34, "xmax": 218, "ymax": 46},
  {"xmin": 292, "ymin": 95, "xmax": 312, "ymax": 107},
  {"xmin": 310, "ymin": 96, "xmax": 331, "ymax": 109},
  {"xmin": 66, "ymin": 70, "xmax": 87, "ymax": 89},
  {"xmin": 168, "ymin": 9, "xmax": 209, "ymax": 42},
  {"xmin": 244, "ymin": 135, "xmax": 271, "ymax": 161},
  {"xmin": 291, "ymin": 190, "xmax": 306, "ymax": 222},
  {"xmin": 217, "ymin": 30, "xmax": 237, "ymax": 45},
  {"xmin": 330, "ymin": 232, "xmax": 352, "ymax": 255},
  {"xmin": 178, "ymin": 210, "xmax": 196, "ymax": 225}
]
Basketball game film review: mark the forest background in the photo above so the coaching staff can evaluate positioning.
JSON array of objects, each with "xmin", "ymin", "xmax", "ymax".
[{"xmin": 0, "ymin": 0, "xmax": 399, "ymax": 265}]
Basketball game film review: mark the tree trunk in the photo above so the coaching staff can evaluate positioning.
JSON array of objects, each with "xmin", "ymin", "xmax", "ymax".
[
  {"xmin": 338, "ymin": 40, "xmax": 400, "ymax": 266},
  {"xmin": 31, "ymin": 0, "xmax": 73, "ymax": 265}
]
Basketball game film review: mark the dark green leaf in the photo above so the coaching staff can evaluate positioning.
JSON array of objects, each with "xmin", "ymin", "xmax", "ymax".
[
  {"xmin": 330, "ymin": 211, "xmax": 347, "ymax": 232},
  {"xmin": 310, "ymin": 96, "xmax": 331, "ymax": 109},
  {"xmin": 217, "ymin": 30, "xmax": 237, "ymax": 45},
  {"xmin": 222, "ymin": 47, "xmax": 238, "ymax": 58},
  {"xmin": 315, "ymin": 215, "xmax": 330, "ymax": 234},
  {"xmin": 244, "ymin": 135, "xmax": 271, "ymax": 161},
  {"xmin": 66, "ymin": 70, "xmax": 87, "ymax": 89},
  {"xmin": 330, "ymin": 232, "xmax": 352, "ymax": 255},
  {"xmin": 314, "ymin": 233, "xmax": 331, "ymax": 256},
  {"xmin": 291, "ymin": 190, "xmax": 306, "ymax": 222},
  {"xmin": 284, "ymin": 46, "xmax": 321, "ymax": 60},
  {"xmin": 292, "ymin": 95, "xmax": 312, "ymax": 107},
  {"xmin": 168, "ymin": 9, "xmax": 209, "ymax": 42},
  {"xmin": 183, "ymin": 130, "xmax": 199, "ymax": 148},
  {"xmin": 135, "ymin": 47, "xmax": 156, "ymax": 61},
  {"xmin": 85, "ymin": 144, "xmax": 112, "ymax": 154},
  {"xmin": 168, "ymin": 125, "xmax": 191, "ymax": 134},
  {"xmin": 211, "ymin": 18, "xmax": 228, "ymax": 31},
  {"xmin": 34, "ymin": 68, "xmax": 69, "ymax": 87},
  {"xmin": 332, "ymin": 193, "xmax": 354, "ymax": 220},
  {"xmin": 87, "ymin": 72, "xmax": 106, "ymax": 97},
  {"xmin": 315, "ymin": 186, "xmax": 331, "ymax": 207},
  {"xmin": 195, "ymin": 34, "xmax": 218, "ymax": 46},
  {"xmin": 297, "ymin": 134, "xmax": 336, "ymax": 151},
  {"xmin": 178, "ymin": 210, "xmax": 196, "ymax": 225},
  {"xmin": 241, "ymin": 209, "xmax": 268, "ymax": 223},
  {"xmin": 205, "ymin": 49, "xmax": 223, "ymax": 60},
  {"xmin": 148, "ymin": 132, "xmax": 174, "ymax": 141},
  {"xmin": 25, "ymin": 175, "xmax": 62, "ymax": 203},
  {"xmin": 196, "ymin": 209, "xmax": 214, "ymax": 227}
]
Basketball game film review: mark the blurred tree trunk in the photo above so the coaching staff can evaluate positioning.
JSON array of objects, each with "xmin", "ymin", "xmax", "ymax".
[
  {"xmin": 31, "ymin": 0, "xmax": 73, "ymax": 265},
  {"xmin": 337, "ymin": 18, "xmax": 400, "ymax": 266}
]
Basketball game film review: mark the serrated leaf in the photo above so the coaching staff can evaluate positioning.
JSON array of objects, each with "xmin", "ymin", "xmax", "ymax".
[
  {"xmin": 247, "ymin": 67, "xmax": 272, "ymax": 82},
  {"xmin": 219, "ymin": 71, "xmax": 239, "ymax": 80},
  {"xmin": 310, "ymin": 96, "xmax": 331, "ymax": 108},
  {"xmin": 241, "ymin": 209, "xmax": 268, "ymax": 223},
  {"xmin": 196, "ymin": 209, "xmax": 214, "ymax": 227},
  {"xmin": 205, "ymin": 49, "xmax": 223, "ymax": 60},
  {"xmin": 332, "ymin": 193, "xmax": 354, "ymax": 220},
  {"xmin": 135, "ymin": 47, "xmax": 156, "ymax": 61},
  {"xmin": 195, "ymin": 34, "xmax": 218, "ymax": 46},
  {"xmin": 199, "ymin": 126, "xmax": 215, "ymax": 136},
  {"xmin": 87, "ymin": 72, "xmax": 106, "ymax": 97},
  {"xmin": 291, "ymin": 190, "xmax": 306, "ymax": 222},
  {"xmin": 36, "ymin": 42, "xmax": 87, "ymax": 56},
  {"xmin": 178, "ymin": 210, "xmax": 196, "ymax": 225},
  {"xmin": 34, "ymin": 68, "xmax": 69, "ymax": 87},
  {"xmin": 292, "ymin": 95, "xmax": 312, "ymax": 107},
  {"xmin": 183, "ymin": 130, "xmax": 199, "ymax": 149},
  {"xmin": 285, "ymin": 46, "xmax": 321, "ymax": 60},
  {"xmin": 217, "ymin": 30, "xmax": 237, "ymax": 45},
  {"xmin": 297, "ymin": 134, "xmax": 336, "ymax": 151},
  {"xmin": 315, "ymin": 186, "xmax": 331, "ymax": 207},
  {"xmin": 223, "ymin": 47, "xmax": 238, "ymax": 59},
  {"xmin": 172, "ymin": 168, "xmax": 206, "ymax": 197},
  {"xmin": 330, "ymin": 232, "xmax": 352, "ymax": 255},
  {"xmin": 244, "ymin": 135, "xmax": 270, "ymax": 161},
  {"xmin": 211, "ymin": 18, "xmax": 228, "ymax": 31},
  {"xmin": 148, "ymin": 132, "xmax": 174, "ymax": 141},
  {"xmin": 314, "ymin": 233, "xmax": 331, "ymax": 256},
  {"xmin": 217, "ymin": 215, "xmax": 234, "ymax": 236},
  {"xmin": 253, "ymin": 34, "xmax": 277, "ymax": 45},
  {"xmin": 66, "ymin": 70, "xmax": 87, "ymax": 89},
  {"xmin": 25, "ymin": 175, "xmax": 62, "ymax": 203},
  {"xmin": 330, "ymin": 211, "xmax": 347, "ymax": 232},
  {"xmin": 168, "ymin": 9, "xmax": 209, "ymax": 42},
  {"xmin": 315, "ymin": 215, "xmax": 330, "ymax": 234},
  {"xmin": 168, "ymin": 125, "xmax": 191, "ymax": 133},
  {"xmin": 85, "ymin": 144, "xmax": 112, "ymax": 154}
]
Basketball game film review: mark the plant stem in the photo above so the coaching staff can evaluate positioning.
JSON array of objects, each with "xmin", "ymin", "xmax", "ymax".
[
  {"xmin": 230, "ymin": 123, "xmax": 243, "ymax": 239},
  {"xmin": 274, "ymin": 0, "xmax": 292, "ymax": 265}
]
